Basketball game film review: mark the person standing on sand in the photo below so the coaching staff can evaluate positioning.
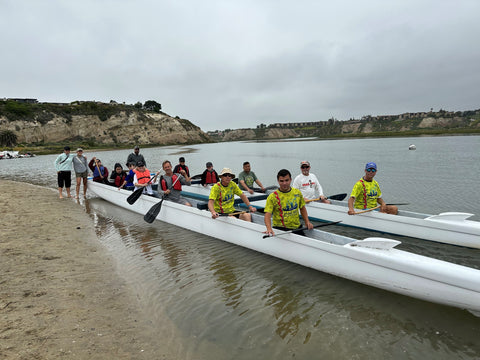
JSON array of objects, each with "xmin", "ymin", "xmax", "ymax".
[
  {"xmin": 73, "ymin": 148, "xmax": 88, "ymax": 198},
  {"xmin": 54, "ymin": 146, "xmax": 75, "ymax": 198}
]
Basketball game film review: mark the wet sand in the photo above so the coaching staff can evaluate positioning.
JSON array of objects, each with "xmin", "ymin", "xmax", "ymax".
[{"xmin": 0, "ymin": 180, "xmax": 176, "ymax": 359}]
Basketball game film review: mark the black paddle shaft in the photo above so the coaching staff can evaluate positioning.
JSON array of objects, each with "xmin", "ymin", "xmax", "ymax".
[
  {"xmin": 262, "ymin": 221, "xmax": 341, "ymax": 239},
  {"xmin": 143, "ymin": 175, "xmax": 181, "ymax": 223}
]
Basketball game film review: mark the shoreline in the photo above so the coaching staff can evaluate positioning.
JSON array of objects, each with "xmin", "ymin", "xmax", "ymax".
[
  {"xmin": 7, "ymin": 131, "xmax": 480, "ymax": 156},
  {"xmin": 0, "ymin": 180, "xmax": 176, "ymax": 359}
]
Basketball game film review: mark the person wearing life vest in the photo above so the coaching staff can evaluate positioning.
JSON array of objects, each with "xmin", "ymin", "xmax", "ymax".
[
  {"xmin": 88, "ymin": 157, "xmax": 109, "ymax": 184},
  {"xmin": 133, "ymin": 161, "xmax": 160, "ymax": 197},
  {"xmin": 173, "ymin": 157, "xmax": 190, "ymax": 177},
  {"xmin": 109, "ymin": 163, "xmax": 126, "ymax": 189},
  {"xmin": 158, "ymin": 160, "xmax": 192, "ymax": 206},
  {"xmin": 201, "ymin": 162, "xmax": 219, "ymax": 187},
  {"xmin": 347, "ymin": 162, "xmax": 398, "ymax": 215}
]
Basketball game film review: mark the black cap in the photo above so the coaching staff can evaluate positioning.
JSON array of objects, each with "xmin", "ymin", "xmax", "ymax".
[
  {"xmin": 136, "ymin": 161, "xmax": 145, "ymax": 167},
  {"xmin": 179, "ymin": 157, "xmax": 185, "ymax": 162},
  {"xmin": 206, "ymin": 162, "xmax": 213, "ymax": 167}
]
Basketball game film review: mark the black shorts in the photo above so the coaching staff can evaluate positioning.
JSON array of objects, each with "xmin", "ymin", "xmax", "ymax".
[{"xmin": 57, "ymin": 171, "xmax": 72, "ymax": 188}]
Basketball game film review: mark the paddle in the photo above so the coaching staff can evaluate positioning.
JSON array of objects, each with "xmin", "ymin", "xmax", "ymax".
[
  {"xmin": 126, "ymin": 173, "xmax": 157, "ymax": 205},
  {"xmin": 252, "ymin": 185, "xmax": 277, "ymax": 193},
  {"xmin": 143, "ymin": 175, "xmax": 181, "ymax": 223},
  {"xmin": 262, "ymin": 221, "xmax": 341, "ymax": 238},
  {"xmin": 218, "ymin": 210, "xmax": 247, "ymax": 216},
  {"xmin": 94, "ymin": 160, "xmax": 104, "ymax": 181},
  {"xmin": 305, "ymin": 193, "xmax": 348, "ymax": 203},
  {"xmin": 353, "ymin": 203, "xmax": 409, "ymax": 215}
]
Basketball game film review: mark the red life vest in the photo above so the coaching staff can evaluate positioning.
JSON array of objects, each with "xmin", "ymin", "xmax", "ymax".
[
  {"xmin": 160, "ymin": 174, "xmax": 182, "ymax": 191},
  {"xmin": 205, "ymin": 171, "xmax": 218, "ymax": 184},
  {"xmin": 133, "ymin": 169, "xmax": 151, "ymax": 184},
  {"xmin": 113, "ymin": 173, "xmax": 126, "ymax": 187}
]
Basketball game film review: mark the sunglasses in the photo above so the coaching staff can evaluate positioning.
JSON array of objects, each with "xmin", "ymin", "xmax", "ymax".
[
  {"xmin": 301, "ymin": 165, "xmax": 310, "ymax": 169},
  {"xmin": 366, "ymin": 168, "xmax": 376, "ymax": 172},
  {"xmin": 222, "ymin": 174, "xmax": 234, "ymax": 178}
]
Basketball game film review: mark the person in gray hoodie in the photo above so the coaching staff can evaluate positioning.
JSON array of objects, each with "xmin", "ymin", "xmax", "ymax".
[{"xmin": 72, "ymin": 148, "xmax": 88, "ymax": 198}]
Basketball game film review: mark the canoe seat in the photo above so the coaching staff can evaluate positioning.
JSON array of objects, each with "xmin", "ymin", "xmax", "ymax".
[
  {"xmin": 197, "ymin": 202, "xmax": 208, "ymax": 210},
  {"xmin": 349, "ymin": 238, "xmax": 401, "ymax": 250}
]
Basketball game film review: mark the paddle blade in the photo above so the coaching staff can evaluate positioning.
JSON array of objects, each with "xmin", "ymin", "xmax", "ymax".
[
  {"xmin": 328, "ymin": 193, "xmax": 347, "ymax": 201},
  {"xmin": 127, "ymin": 188, "xmax": 143, "ymax": 205},
  {"xmin": 144, "ymin": 200, "xmax": 164, "ymax": 223}
]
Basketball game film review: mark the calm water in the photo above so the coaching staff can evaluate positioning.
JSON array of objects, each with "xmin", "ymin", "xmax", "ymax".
[{"xmin": 1, "ymin": 135, "xmax": 480, "ymax": 359}]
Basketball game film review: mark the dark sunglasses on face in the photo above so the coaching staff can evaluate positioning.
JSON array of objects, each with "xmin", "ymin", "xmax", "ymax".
[
  {"xmin": 366, "ymin": 168, "xmax": 376, "ymax": 172},
  {"xmin": 301, "ymin": 165, "xmax": 310, "ymax": 169}
]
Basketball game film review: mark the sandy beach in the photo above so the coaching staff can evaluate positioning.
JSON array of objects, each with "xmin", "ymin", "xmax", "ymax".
[{"xmin": 0, "ymin": 180, "xmax": 174, "ymax": 359}]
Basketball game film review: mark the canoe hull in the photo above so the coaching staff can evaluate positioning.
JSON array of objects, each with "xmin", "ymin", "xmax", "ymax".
[
  {"xmin": 182, "ymin": 184, "xmax": 480, "ymax": 249},
  {"xmin": 88, "ymin": 180, "xmax": 480, "ymax": 315}
]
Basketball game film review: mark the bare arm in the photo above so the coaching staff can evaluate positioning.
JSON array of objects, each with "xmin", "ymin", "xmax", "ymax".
[
  {"xmin": 255, "ymin": 179, "xmax": 265, "ymax": 192},
  {"xmin": 239, "ymin": 193, "xmax": 256, "ymax": 212},
  {"xmin": 208, "ymin": 199, "xmax": 219, "ymax": 219},
  {"xmin": 348, "ymin": 196, "xmax": 356, "ymax": 215},
  {"xmin": 300, "ymin": 206, "xmax": 313, "ymax": 229},
  {"xmin": 264, "ymin": 212, "xmax": 274, "ymax": 235}
]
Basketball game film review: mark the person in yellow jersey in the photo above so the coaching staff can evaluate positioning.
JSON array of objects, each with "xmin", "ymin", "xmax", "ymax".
[
  {"xmin": 347, "ymin": 162, "xmax": 398, "ymax": 215},
  {"xmin": 208, "ymin": 168, "xmax": 256, "ymax": 222},
  {"xmin": 264, "ymin": 169, "xmax": 313, "ymax": 237}
]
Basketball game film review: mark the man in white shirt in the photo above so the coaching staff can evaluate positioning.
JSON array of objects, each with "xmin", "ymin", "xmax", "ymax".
[{"xmin": 293, "ymin": 161, "xmax": 330, "ymax": 203}]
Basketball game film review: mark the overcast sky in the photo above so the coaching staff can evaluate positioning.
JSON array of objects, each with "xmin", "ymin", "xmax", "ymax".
[{"xmin": 2, "ymin": 1, "xmax": 480, "ymax": 131}]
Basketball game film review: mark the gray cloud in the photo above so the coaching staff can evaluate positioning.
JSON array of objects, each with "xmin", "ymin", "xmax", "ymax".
[{"xmin": 2, "ymin": 0, "xmax": 479, "ymax": 131}]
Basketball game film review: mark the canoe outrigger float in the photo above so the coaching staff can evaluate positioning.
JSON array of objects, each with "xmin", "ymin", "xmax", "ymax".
[
  {"xmin": 182, "ymin": 184, "xmax": 480, "ymax": 249},
  {"xmin": 88, "ymin": 180, "xmax": 480, "ymax": 316}
]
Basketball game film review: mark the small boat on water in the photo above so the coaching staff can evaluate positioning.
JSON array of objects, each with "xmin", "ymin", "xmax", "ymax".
[
  {"xmin": 88, "ymin": 180, "xmax": 480, "ymax": 316},
  {"xmin": 409, "ymin": 144, "xmax": 416, "ymax": 150},
  {"xmin": 182, "ymin": 184, "xmax": 480, "ymax": 249}
]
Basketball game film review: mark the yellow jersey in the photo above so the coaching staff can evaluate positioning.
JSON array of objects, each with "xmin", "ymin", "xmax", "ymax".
[
  {"xmin": 350, "ymin": 178, "xmax": 382, "ymax": 209},
  {"xmin": 209, "ymin": 181, "xmax": 243, "ymax": 214},
  {"xmin": 264, "ymin": 188, "xmax": 305, "ymax": 229}
]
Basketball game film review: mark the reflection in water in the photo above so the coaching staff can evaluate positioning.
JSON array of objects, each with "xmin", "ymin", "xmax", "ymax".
[
  {"xmin": 77, "ymin": 197, "xmax": 480, "ymax": 359},
  {"xmin": 209, "ymin": 257, "xmax": 243, "ymax": 309}
]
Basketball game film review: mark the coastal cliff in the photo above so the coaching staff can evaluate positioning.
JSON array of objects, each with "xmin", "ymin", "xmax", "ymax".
[
  {"xmin": 4, "ymin": 112, "xmax": 209, "ymax": 145},
  {"xmin": 209, "ymin": 110, "xmax": 480, "ymax": 141},
  {"xmin": 0, "ymin": 101, "xmax": 210, "ymax": 146}
]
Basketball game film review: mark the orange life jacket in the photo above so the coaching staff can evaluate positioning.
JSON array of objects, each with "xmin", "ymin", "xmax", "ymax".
[{"xmin": 133, "ymin": 169, "xmax": 151, "ymax": 184}]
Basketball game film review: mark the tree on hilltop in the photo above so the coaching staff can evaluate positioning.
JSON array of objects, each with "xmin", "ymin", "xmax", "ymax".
[{"xmin": 144, "ymin": 100, "xmax": 162, "ymax": 113}]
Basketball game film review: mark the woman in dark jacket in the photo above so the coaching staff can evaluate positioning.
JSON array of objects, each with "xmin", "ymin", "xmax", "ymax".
[{"xmin": 109, "ymin": 163, "xmax": 126, "ymax": 188}]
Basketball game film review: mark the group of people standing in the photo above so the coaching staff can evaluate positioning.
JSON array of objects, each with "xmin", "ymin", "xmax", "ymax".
[{"xmin": 54, "ymin": 145, "xmax": 148, "ymax": 199}]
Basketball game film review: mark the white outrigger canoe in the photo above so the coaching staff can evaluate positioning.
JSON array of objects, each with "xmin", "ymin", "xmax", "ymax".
[
  {"xmin": 88, "ymin": 180, "xmax": 480, "ymax": 316},
  {"xmin": 183, "ymin": 184, "xmax": 480, "ymax": 249}
]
